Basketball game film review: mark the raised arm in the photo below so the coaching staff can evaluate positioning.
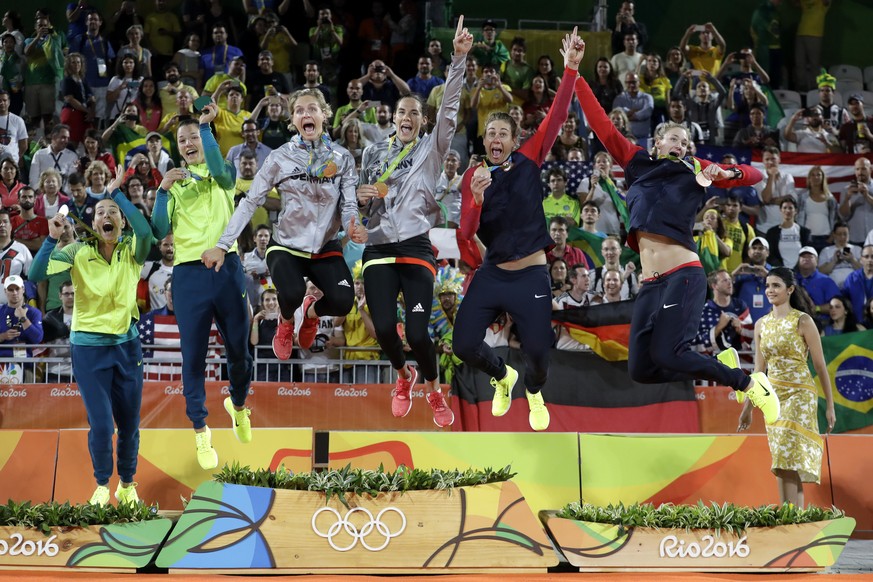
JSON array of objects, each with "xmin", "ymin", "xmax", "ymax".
[
  {"xmin": 199, "ymin": 104, "xmax": 235, "ymax": 189},
  {"xmin": 107, "ymin": 166, "xmax": 152, "ymax": 264},
  {"xmin": 430, "ymin": 15, "xmax": 473, "ymax": 160},
  {"xmin": 697, "ymin": 158, "xmax": 764, "ymax": 187},
  {"xmin": 517, "ymin": 27, "xmax": 583, "ymax": 165},
  {"xmin": 459, "ymin": 165, "xmax": 481, "ymax": 240}
]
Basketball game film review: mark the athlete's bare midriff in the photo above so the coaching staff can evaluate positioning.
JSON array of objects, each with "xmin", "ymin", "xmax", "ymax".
[
  {"xmin": 637, "ymin": 232, "xmax": 700, "ymax": 280},
  {"xmin": 497, "ymin": 249, "xmax": 547, "ymax": 270}
]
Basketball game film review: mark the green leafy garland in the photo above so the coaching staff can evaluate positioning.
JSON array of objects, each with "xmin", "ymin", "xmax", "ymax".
[
  {"xmin": 0, "ymin": 500, "xmax": 160, "ymax": 535},
  {"xmin": 557, "ymin": 500, "xmax": 846, "ymax": 534}
]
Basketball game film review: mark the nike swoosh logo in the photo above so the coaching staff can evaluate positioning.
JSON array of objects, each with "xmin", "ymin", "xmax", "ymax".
[
  {"xmin": 663, "ymin": 303, "xmax": 678, "ymax": 309},
  {"xmin": 242, "ymin": 290, "xmax": 246, "ymax": 298},
  {"xmin": 136, "ymin": 361, "xmax": 142, "ymax": 366},
  {"xmin": 534, "ymin": 294, "xmax": 548, "ymax": 299}
]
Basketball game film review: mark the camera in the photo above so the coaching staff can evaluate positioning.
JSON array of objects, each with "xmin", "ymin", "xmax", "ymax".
[
  {"xmin": 320, "ymin": 17, "xmax": 329, "ymax": 25},
  {"xmin": 124, "ymin": 114, "xmax": 138, "ymax": 121},
  {"xmin": 374, "ymin": 66, "xmax": 386, "ymax": 73}
]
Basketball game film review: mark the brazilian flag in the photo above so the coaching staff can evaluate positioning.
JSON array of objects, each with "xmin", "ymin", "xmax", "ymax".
[
  {"xmin": 811, "ymin": 332, "xmax": 873, "ymax": 433},
  {"xmin": 567, "ymin": 227, "xmax": 641, "ymax": 271}
]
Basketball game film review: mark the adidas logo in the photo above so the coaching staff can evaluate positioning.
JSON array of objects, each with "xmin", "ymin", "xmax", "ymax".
[
  {"xmin": 337, "ymin": 279, "xmax": 351, "ymax": 287},
  {"xmin": 412, "ymin": 303, "xmax": 424, "ymax": 313}
]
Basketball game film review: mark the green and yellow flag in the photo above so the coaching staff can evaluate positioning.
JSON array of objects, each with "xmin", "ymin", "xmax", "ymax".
[
  {"xmin": 811, "ymin": 331, "xmax": 873, "ymax": 433},
  {"xmin": 567, "ymin": 227, "xmax": 640, "ymax": 271}
]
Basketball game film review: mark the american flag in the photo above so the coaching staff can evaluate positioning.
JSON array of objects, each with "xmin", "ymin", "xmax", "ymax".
[
  {"xmin": 691, "ymin": 297, "xmax": 755, "ymax": 373},
  {"xmin": 137, "ymin": 310, "xmax": 222, "ymax": 381},
  {"xmin": 540, "ymin": 160, "xmax": 592, "ymax": 195}
]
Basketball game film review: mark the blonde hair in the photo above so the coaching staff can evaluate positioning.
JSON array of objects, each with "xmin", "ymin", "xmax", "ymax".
[
  {"xmin": 38, "ymin": 168, "xmax": 62, "ymax": 192},
  {"xmin": 807, "ymin": 165, "xmax": 834, "ymax": 199},
  {"xmin": 288, "ymin": 88, "xmax": 333, "ymax": 132},
  {"xmin": 64, "ymin": 52, "xmax": 86, "ymax": 77},
  {"xmin": 84, "ymin": 160, "xmax": 110, "ymax": 186},
  {"xmin": 651, "ymin": 121, "xmax": 689, "ymax": 155}
]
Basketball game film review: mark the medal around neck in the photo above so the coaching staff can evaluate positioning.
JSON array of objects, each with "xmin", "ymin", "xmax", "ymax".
[
  {"xmin": 322, "ymin": 160, "xmax": 338, "ymax": 178},
  {"xmin": 58, "ymin": 204, "xmax": 69, "ymax": 217},
  {"xmin": 473, "ymin": 165, "xmax": 491, "ymax": 180},
  {"xmin": 374, "ymin": 182, "xmax": 389, "ymax": 197},
  {"xmin": 695, "ymin": 172, "xmax": 712, "ymax": 187}
]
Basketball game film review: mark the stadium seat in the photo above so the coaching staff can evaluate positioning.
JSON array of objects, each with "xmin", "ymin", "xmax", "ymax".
[
  {"xmin": 864, "ymin": 65, "xmax": 873, "ymax": 85},
  {"xmin": 836, "ymin": 79, "xmax": 864, "ymax": 94},
  {"xmin": 773, "ymin": 89, "xmax": 802, "ymax": 110},
  {"xmin": 863, "ymin": 91, "xmax": 873, "ymax": 105},
  {"xmin": 806, "ymin": 89, "xmax": 843, "ymax": 107},
  {"xmin": 830, "ymin": 64, "xmax": 863, "ymax": 82}
]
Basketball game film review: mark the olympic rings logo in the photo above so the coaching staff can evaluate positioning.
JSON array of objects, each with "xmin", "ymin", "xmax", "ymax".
[{"xmin": 311, "ymin": 506, "xmax": 407, "ymax": 552}]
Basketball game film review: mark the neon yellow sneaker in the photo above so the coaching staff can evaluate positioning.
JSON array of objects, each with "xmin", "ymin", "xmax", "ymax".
[
  {"xmin": 716, "ymin": 348, "xmax": 744, "ymax": 403},
  {"xmin": 746, "ymin": 372, "xmax": 780, "ymax": 425},
  {"xmin": 490, "ymin": 365, "xmax": 518, "ymax": 417},
  {"xmin": 224, "ymin": 397, "xmax": 252, "ymax": 444},
  {"xmin": 526, "ymin": 390, "xmax": 550, "ymax": 431},
  {"xmin": 89, "ymin": 485, "xmax": 110, "ymax": 506},
  {"xmin": 115, "ymin": 482, "xmax": 140, "ymax": 506},
  {"xmin": 195, "ymin": 426, "xmax": 219, "ymax": 470}
]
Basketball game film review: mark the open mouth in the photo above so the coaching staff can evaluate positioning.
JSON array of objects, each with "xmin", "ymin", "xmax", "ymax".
[
  {"xmin": 489, "ymin": 144, "xmax": 503, "ymax": 162},
  {"xmin": 301, "ymin": 121, "xmax": 317, "ymax": 136},
  {"xmin": 101, "ymin": 222, "xmax": 115, "ymax": 234},
  {"xmin": 185, "ymin": 147, "xmax": 198, "ymax": 158}
]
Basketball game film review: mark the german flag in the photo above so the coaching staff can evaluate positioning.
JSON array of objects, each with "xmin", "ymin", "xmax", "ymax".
[
  {"xmin": 811, "ymin": 331, "xmax": 873, "ymax": 433},
  {"xmin": 551, "ymin": 301, "xmax": 633, "ymax": 362}
]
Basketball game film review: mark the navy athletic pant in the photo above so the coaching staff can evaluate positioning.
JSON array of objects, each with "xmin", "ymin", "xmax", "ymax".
[
  {"xmin": 173, "ymin": 252, "xmax": 253, "ymax": 428},
  {"xmin": 453, "ymin": 263, "xmax": 554, "ymax": 393},
  {"xmin": 628, "ymin": 264, "xmax": 751, "ymax": 390},
  {"xmin": 71, "ymin": 338, "xmax": 143, "ymax": 485}
]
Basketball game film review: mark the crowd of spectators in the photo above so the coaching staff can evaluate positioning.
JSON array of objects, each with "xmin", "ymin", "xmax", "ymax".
[{"xmin": 0, "ymin": 1, "xmax": 871, "ymax": 380}]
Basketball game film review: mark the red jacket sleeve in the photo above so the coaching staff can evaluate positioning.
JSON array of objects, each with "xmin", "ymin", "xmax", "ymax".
[
  {"xmin": 459, "ymin": 166, "xmax": 482, "ymax": 241},
  {"xmin": 518, "ymin": 67, "xmax": 579, "ymax": 165},
  {"xmin": 574, "ymin": 76, "xmax": 642, "ymax": 168},
  {"xmin": 697, "ymin": 159, "xmax": 763, "ymax": 187}
]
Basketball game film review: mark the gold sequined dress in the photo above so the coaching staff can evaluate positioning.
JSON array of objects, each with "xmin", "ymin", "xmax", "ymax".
[{"xmin": 759, "ymin": 308, "xmax": 823, "ymax": 483}]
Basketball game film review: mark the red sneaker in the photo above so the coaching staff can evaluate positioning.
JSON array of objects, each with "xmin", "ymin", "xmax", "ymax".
[
  {"xmin": 427, "ymin": 391, "xmax": 454, "ymax": 427},
  {"xmin": 391, "ymin": 366, "xmax": 417, "ymax": 417},
  {"xmin": 297, "ymin": 295, "xmax": 319, "ymax": 350},
  {"xmin": 272, "ymin": 317, "xmax": 295, "ymax": 360}
]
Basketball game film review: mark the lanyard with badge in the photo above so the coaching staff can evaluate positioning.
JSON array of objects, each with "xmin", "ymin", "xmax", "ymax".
[{"xmin": 373, "ymin": 135, "xmax": 417, "ymax": 197}]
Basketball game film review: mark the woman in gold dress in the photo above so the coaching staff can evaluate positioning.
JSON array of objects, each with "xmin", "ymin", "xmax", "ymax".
[{"xmin": 738, "ymin": 267, "xmax": 836, "ymax": 507}]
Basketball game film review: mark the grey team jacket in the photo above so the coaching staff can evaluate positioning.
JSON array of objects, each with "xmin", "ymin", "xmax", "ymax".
[
  {"xmin": 358, "ymin": 52, "xmax": 465, "ymax": 246},
  {"xmin": 217, "ymin": 137, "xmax": 358, "ymax": 254}
]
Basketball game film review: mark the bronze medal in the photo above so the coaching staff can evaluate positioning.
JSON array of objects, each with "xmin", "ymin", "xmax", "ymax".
[
  {"xmin": 374, "ymin": 182, "xmax": 389, "ymax": 197},
  {"xmin": 474, "ymin": 165, "xmax": 491, "ymax": 180},
  {"xmin": 323, "ymin": 160, "xmax": 338, "ymax": 178}
]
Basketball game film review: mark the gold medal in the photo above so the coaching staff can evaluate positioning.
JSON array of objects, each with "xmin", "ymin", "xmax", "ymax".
[
  {"xmin": 374, "ymin": 182, "xmax": 389, "ymax": 197},
  {"xmin": 322, "ymin": 160, "xmax": 337, "ymax": 178}
]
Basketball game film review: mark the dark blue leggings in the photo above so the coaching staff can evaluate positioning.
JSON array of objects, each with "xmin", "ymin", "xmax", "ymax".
[
  {"xmin": 628, "ymin": 265, "xmax": 750, "ymax": 390},
  {"xmin": 172, "ymin": 253, "xmax": 253, "ymax": 428},
  {"xmin": 453, "ymin": 263, "xmax": 554, "ymax": 393},
  {"xmin": 71, "ymin": 339, "xmax": 143, "ymax": 485}
]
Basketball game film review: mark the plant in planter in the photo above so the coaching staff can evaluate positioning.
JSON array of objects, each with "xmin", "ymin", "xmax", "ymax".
[
  {"xmin": 541, "ymin": 500, "xmax": 856, "ymax": 572},
  {"xmin": 156, "ymin": 463, "xmax": 558, "ymax": 573},
  {"xmin": 0, "ymin": 499, "xmax": 171, "ymax": 570}
]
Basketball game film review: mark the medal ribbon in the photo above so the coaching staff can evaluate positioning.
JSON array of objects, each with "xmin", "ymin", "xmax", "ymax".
[
  {"xmin": 480, "ymin": 154, "xmax": 513, "ymax": 173},
  {"xmin": 304, "ymin": 134, "xmax": 335, "ymax": 178},
  {"xmin": 376, "ymin": 135, "xmax": 417, "ymax": 184}
]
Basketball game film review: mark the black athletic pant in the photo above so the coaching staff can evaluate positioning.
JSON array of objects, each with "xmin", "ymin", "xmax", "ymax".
[
  {"xmin": 265, "ymin": 242, "xmax": 355, "ymax": 321},
  {"xmin": 363, "ymin": 261, "xmax": 439, "ymax": 382},
  {"xmin": 628, "ymin": 265, "xmax": 751, "ymax": 390},
  {"xmin": 453, "ymin": 263, "xmax": 554, "ymax": 393}
]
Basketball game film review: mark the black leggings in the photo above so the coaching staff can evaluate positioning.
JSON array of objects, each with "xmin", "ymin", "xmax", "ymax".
[
  {"xmin": 265, "ymin": 246, "xmax": 355, "ymax": 320},
  {"xmin": 363, "ymin": 262, "xmax": 439, "ymax": 382}
]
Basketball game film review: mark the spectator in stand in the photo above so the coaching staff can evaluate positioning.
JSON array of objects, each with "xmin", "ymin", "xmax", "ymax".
[
  {"xmin": 716, "ymin": 47, "xmax": 770, "ymax": 90},
  {"xmin": 42, "ymin": 279, "xmax": 75, "ymax": 382},
  {"xmin": 159, "ymin": 62, "xmax": 199, "ymax": 118},
  {"xmin": 232, "ymin": 153, "xmax": 280, "ymax": 254},
  {"xmin": 0, "ymin": 158, "xmax": 24, "ymax": 216},
  {"xmin": 33, "ymin": 170, "xmax": 70, "ymax": 219},
  {"xmin": 357, "ymin": 59, "xmax": 410, "ymax": 106},
  {"xmin": 157, "ymin": 87, "xmax": 196, "ymax": 141},
  {"xmin": 226, "ymin": 119, "xmax": 270, "ymax": 172},
  {"xmin": 292, "ymin": 282, "xmax": 343, "ymax": 383},
  {"xmin": 659, "ymin": 97, "xmax": 705, "ymax": 145},
  {"xmin": 547, "ymin": 216, "xmax": 586, "ymax": 267},
  {"xmin": 11, "ymin": 186, "xmax": 48, "ymax": 253},
  {"xmin": 842, "ymin": 244, "xmax": 873, "ymax": 319},
  {"xmin": 579, "ymin": 201, "xmax": 606, "ymax": 238},
  {"xmin": 839, "ymin": 158, "xmax": 873, "ymax": 246},
  {"xmin": 542, "ymin": 167, "xmax": 580, "ymax": 227},
  {"xmin": 308, "ymin": 7, "xmax": 343, "ymax": 93},
  {"xmin": 172, "ymin": 32, "xmax": 204, "ymax": 91},
  {"xmin": 332, "ymin": 80, "xmax": 377, "ymax": 134},
  {"xmin": 695, "ymin": 208, "xmax": 732, "ymax": 273},
  {"xmin": 0, "ymin": 91, "xmax": 26, "ymax": 165},
  {"xmin": 103, "ymin": 102, "xmax": 148, "ymax": 160},
  {"xmin": 522, "ymin": 74, "xmax": 554, "ymax": 128},
  {"xmin": 257, "ymin": 15, "xmax": 295, "ymax": 84},
  {"xmin": 599, "ymin": 269, "xmax": 625, "ymax": 303},
  {"xmin": 750, "ymin": 0, "xmax": 783, "ymax": 88},
  {"xmin": 610, "ymin": 32, "xmax": 642, "ymax": 90},
  {"xmin": 553, "ymin": 113, "xmax": 588, "ymax": 162},
  {"xmin": 251, "ymin": 95, "xmax": 294, "ymax": 149},
  {"xmin": 824, "ymin": 296, "xmax": 865, "ymax": 336},
  {"xmin": 427, "ymin": 39, "xmax": 447, "ymax": 79},
  {"xmin": 611, "ymin": 1, "xmax": 648, "ymax": 54},
  {"xmin": 592, "ymin": 236, "xmax": 637, "ymax": 299},
  {"xmin": 24, "ymin": 15, "xmax": 66, "ymax": 133},
  {"xmin": 549, "ymin": 258, "xmax": 571, "ymax": 299},
  {"xmin": 680, "ymin": 23, "xmax": 726, "ymax": 77},
  {"xmin": 0, "ymin": 275, "xmax": 43, "ymax": 368},
  {"xmin": 818, "ymin": 222, "xmax": 861, "ymax": 289},
  {"xmin": 796, "ymin": 246, "xmax": 840, "ymax": 317},
  {"xmin": 553, "ymin": 265, "xmax": 596, "ymax": 351},
  {"xmin": 123, "ymin": 153, "xmax": 161, "ymax": 191},
  {"xmin": 471, "ymin": 63, "xmax": 513, "ymax": 150},
  {"xmin": 838, "ymin": 93, "xmax": 872, "ymax": 154},
  {"xmin": 672, "ymin": 69, "xmax": 725, "ymax": 145},
  {"xmin": 84, "ymin": 160, "xmax": 112, "ymax": 200},
  {"xmin": 590, "ymin": 57, "xmax": 623, "ymax": 114},
  {"xmin": 863, "ymin": 297, "xmax": 873, "ymax": 330},
  {"xmin": 724, "ymin": 77, "xmax": 768, "ymax": 144},
  {"xmin": 145, "ymin": 131, "xmax": 174, "ymax": 175},
  {"xmin": 433, "ymin": 149, "xmax": 461, "ymax": 227},
  {"xmin": 247, "ymin": 51, "xmax": 290, "ymax": 111},
  {"xmin": 810, "ymin": 72, "xmax": 846, "ymax": 125},
  {"xmin": 708, "ymin": 153, "xmax": 761, "ymax": 222},
  {"xmin": 69, "ymin": 11, "xmax": 114, "ymax": 127},
  {"xmin": 118, "ymin": 24, "xmax": 151, "ymax": 78},
  {"xmin": 784, "ymin": 106, "xmax": 842, "ymax": 153},
  {"xmin": 336, "ymin": 263, "xmax": 380, "ymax": 383},
  {"xmin": 136, "ymin": 77, "xmax": 162, "ymax": 132},
  {"xmin": 124, "ymin": 174, "xmax": 146, "ymax": 207},
  {"xmin": 407, "ymin": 54, "xmax": 443, "ymax": 99},
  {"xmin": 202, "ymin": 56, "xmax": 246, "ymax": 107},
  {"xmin": 66, "ymin": 173, "xmax": 95, "ymax": 226},
  {"xmin": 765, "ymin": 198, "xmax": 810, "ymax": 269},
  {"xmin": 250, "ymin": 288, "xmax": 287, "ymax": 382},
  {"xmin": 202, "ymin": 1, "xmax": 239, "ymax": 48},
  {"xmin": 537, "ymin": 54, "xmax": 561, "ymax": 92},
  {"xmin": 107, "ymin": 55, "xmax": 143, "ymax": 121},
  {"xmin": 296, "ymin": 61, "xmax": 333, "ymax": 105},
  {"xmin": 30, "ymin": 125, "xmax": 78, "ymax": 190},
  {"xmin": 78, "ymin": 129, "xmax": 117, "ymax": 176},
  {"xmin": 0, "ymin": 32, "xmax": 25, "ymax": 117},
  {"xmin": 140, "ymin": 234, "xmax": 174, "ymax": 312},
  {"xmin": 471, "ymin": 19, "xmax": 508, "ymax": 70},
  {"xmin": 754, "ymin": 146, "xmax": 796, "ymax": 236},
  {"xmin": 580, "ymin": 152, "xmax": 624, "ymax": 237},
  {"xmin": 144, "ymin": 0, "xmax": 181, "ymax": 75},
  {"xmin": 795, "ymin": 0, "xmax": 831, "ymax": 92},
  {"xmin": 797, "ymin": 165, "xmax": 836, "ymax": 251},
  {"xmin": 733, "ymin": 102, "xmax": 777, "ymax": 149},
  {"xmin": 337, "ymin": 118, "xmax": 368, "ymax": 168},
  {"xmin": 201, "ymin": 23, "xmax": 242, "ymax": 81},
  {"xmin": 357, "ymin": 1, "xmax": 391, "ymax": 65},
  {"xmin": 241, "ymin": 224, "xmax": 272, "ymax": 310},
  {"xmin": 0, "ymin": 209, "xmax": 31, "ymax": 291},
  {"xmin": 502, "ymin": 36, "xmax": 534, "ymax": 101},
  {"xmin": 715, "ymin": 194, "xmax": 756, "ymax": 273},
  {"xmin": 613, "ymin": 73, "xmax": 653, "ymax": 144},
  {"xmin": 109, "ymin": 0, "xmax": 143, "ymax": 50},
  {"xmin": 732, "ymin": 236, "xmax": 772, "ymax": 322},
  {"xmin": 691, "ymin": 269, "xmax": 753, "ymax": 363},
  {"xmin": 211, "ymin": 82, "xmax": 251, "ymax": 156},
  {"xmin": 664, "ymin": 46, "xmax": 685, "ymax": 86},
  {"xmin": 639, "ymin": 53, "xmax": 671, "ymax": 131}
]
